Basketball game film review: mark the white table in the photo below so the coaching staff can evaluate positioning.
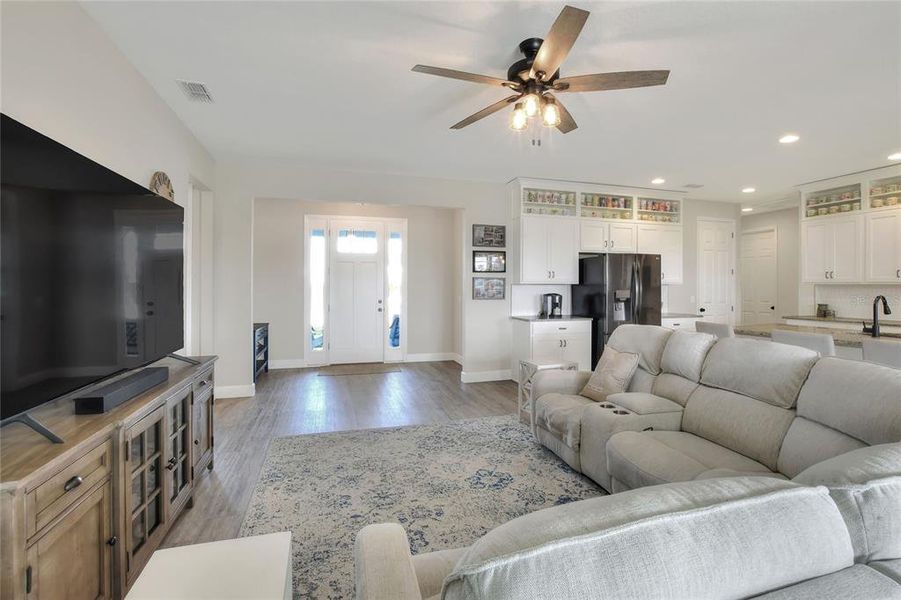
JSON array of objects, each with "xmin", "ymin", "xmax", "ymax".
[
  {"xmin": 518, "ymin": 359, "xmax": 579, "ymax": 434},
  {"xmin": 126, "ymin": 532, "xmax": 292, "ymax": 599}
]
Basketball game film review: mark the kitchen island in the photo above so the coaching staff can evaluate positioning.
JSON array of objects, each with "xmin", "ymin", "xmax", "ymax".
[{"xmin": 734, "ymin": 322, "xmax": 901, "ymax": 360}]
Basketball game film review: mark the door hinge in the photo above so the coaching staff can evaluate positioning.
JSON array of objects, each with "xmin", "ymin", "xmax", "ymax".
[
  {"xmin": 731, "ymin": 232, "xmax": 734, "ymax": 238},
  {"xmin": 25, "ymin": 565, "xmax": 32, "ymax": 594},
  {"xmin": 730, "ymin": 268, "xmax": 734, "ymax": 275},
  {"xmin": 731, "ymin": 306, "xmax": 734, "ymax": 312}
]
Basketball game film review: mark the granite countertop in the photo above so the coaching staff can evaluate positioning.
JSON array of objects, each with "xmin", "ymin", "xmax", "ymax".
[
  {"xmin": 783, "ymin": 315, "xmax": 901, "ymax": 327},
  {"xmin": 511, "ymin": 315, "xmax": 594, "ymax": 322},
  {"xmin": 734, "ymin": 323, "xmax": 901, "ymax": 349},
  {"xmin": 662, "ymin": 313, "xmax": 704, "ymax": 319}
]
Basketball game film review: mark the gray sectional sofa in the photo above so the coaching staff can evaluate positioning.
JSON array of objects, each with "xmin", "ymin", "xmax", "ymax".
[
  {"xmin": 531, "ymin": 324, "xmax": 901, "ymax": 492},
  {"xmin": 354, "ymin": 325, "xmax": 901, "ymax": 599}
]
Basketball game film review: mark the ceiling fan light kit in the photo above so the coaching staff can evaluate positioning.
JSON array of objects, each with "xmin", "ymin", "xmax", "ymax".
[{"xmin": 412, "ymin": 5, "xmax": 670, "ymax": 135}]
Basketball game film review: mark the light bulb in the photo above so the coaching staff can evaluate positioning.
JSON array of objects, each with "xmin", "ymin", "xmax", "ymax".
[
  {"xmin": 542, "ymin": 100, "xmax": 561, "ymax": 127},
  {"xmin": 510, "ymin": 103, "xmax": 527, "ymax": 131},
  {"xmin": 522, "ymin": 93, "xmax": 541, "ymax": 118}
]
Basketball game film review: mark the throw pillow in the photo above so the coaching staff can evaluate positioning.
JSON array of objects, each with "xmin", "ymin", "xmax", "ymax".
[{"xmin": 581, "ymin": 347, "xmax": 640, "ymax": 402}]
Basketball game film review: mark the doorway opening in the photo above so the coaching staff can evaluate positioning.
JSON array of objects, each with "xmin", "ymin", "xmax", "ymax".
[{"xmin": 304, "ymin": 216, "xmax": 407, "ymax": 366}]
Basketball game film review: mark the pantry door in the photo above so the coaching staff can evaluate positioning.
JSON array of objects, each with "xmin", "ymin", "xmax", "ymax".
[
  {"xmin": 740, "ymin": 228, "xmax": 778, "ymax": 325},
  {"xmin": 328, "ymin": 220, "xmax": 385, "ymax": 364}
]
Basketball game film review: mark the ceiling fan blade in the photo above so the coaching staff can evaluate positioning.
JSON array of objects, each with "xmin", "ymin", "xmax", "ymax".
[
  {"xmin": 450, "ymin": 95, "xmax": 520, "ymax": 129},
  {"xmin": 412, "ymin": 65, "xmax": 519, "ymax": 89},
  {"xmin": 554, "ymin": 70, "xmax": 670, "ymax": 93},
  {"xmin": 547, "ymin": 93, "xmax": 578, "ymax": 134},
  {"xmin": 529, "ymin": 6, "xmax": 590, "ymax": 82}
]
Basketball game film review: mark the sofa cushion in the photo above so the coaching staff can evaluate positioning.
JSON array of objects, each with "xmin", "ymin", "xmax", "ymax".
[
  {"xmin": 792, "ymin": 443, "xmax": 901, "ymax": 486},
  {"xmin": 652, "ymin": 373, "xmax": 700, "ymax": 406},
  {"xmin": 607, "ymin": 324, "xmax": 673, "ymax": 376},
  {"xmin": 411, "ymin": 547, "xmax": 466, "ymax": 599},
  {"xmin": 661, "ymin": 330, "xmax": 716, "ymax": 382},
  {"xmin": 694, "ymin": 468, "xmax": 788, "ymax": 481},
  {"xmin": 682, "ymin": 385, "xmax": 795, "ymax": 471},
  {"xmin": 533, "ymin": 393, "xmax": 593, "ymax": 451},
  {"xmin": 749, "ymin": 564, "xmax": 901, "ymax": 599},
  {"xmin": 871, "ymin": 559, "xmax": 901, "ymax": 585},
  {"xmin": 796, "ymin": 357, "xmax": 901, "ymax": 446},
  {"xmin": 777, "ymin": 417, "xmax": 867, "ymax": 478},
  {"xmin": 580, "ymin": 347, "xmax": 639, "ymax": 402},
  {"xmin": 700, "ymin": 337, "xmax": 818, "ymax": 408},
  {"xmin": 443, "ymin": 478, "xmax": 853, "ymax": 600},
  {"xmin": 626, "ymin": 367, "xmax": 656, "ymax": 393},
  {"xmin": 604, "ymin": 392, "xmax": 683, "ymax": 415},
  {"xmin": 606, "ymin": 430, "xmax": 773, "ymax": 489}
]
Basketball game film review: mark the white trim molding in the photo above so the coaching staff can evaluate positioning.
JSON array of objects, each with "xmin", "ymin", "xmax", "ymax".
[
  {"xmin": 214, "ymin": 384, "xmax": 256, "ymax": 399},
  {"xmin": 404, "ymin": 353, "xmax": 462, "ymax": 364},
  {"xmin": 268, "ymin": 359, "xmax": 309, "ymax": 370},
  {"xmin": 460, "ymin": 369, "xmax": 512, "ymax": 383}
]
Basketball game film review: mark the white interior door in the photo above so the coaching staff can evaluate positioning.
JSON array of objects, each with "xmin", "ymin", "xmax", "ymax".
[
  {"xmin": 740, "ymin": 229, "xmax": 777, "ymax": 325},
  {"xmin": 329, "ymin": 220, "xmax": 385, "ymax": 364},
  {"xmin": 697, "ymin": 219, "xmax": 735, "ymax": 324}
]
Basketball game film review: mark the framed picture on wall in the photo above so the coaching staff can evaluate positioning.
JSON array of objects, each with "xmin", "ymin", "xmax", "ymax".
[
  {"xmin": 472, "ymin": 224, "xmax": 506, "ymax": 248},
  {"xmin": 472, "ymin": 277, "xmax": 505, "ymax": 300},
  {"xmin": 473, "ymin": 251, "xmax": 506, "ymax": 273}
]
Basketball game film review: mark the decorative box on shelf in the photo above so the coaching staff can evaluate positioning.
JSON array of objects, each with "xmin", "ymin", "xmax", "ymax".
[
  {"xmin": 580, "ymin": 193, "xmax": 633, "ymax": 220},
  {"xmin": 637, "ymin": 197, "xmax": 681, "ymax": 224},
  {"xmin": 522, "ymin": 188, "xmax": 577, "ymax": 216}
]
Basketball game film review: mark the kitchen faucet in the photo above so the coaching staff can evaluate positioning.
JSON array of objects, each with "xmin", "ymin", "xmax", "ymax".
[{"xmin": 865, "ymin": 295, "xmax": 892, "ymax": 337}]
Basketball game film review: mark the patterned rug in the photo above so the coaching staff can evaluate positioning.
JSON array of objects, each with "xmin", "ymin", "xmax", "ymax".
[{"xmin": 239, "ymin": 416, "xmax": 604, "ymax": 599}]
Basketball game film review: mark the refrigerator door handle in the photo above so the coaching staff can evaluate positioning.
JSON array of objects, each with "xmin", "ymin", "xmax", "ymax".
[{"xmin": 634, "ymin": 258, "xmax": 643, "ymax": 323}]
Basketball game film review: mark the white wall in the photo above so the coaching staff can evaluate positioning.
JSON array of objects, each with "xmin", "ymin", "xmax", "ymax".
[
  {"xmin": 215, "ymin": 159, "xmax": 510, "ymax": 390},
  {"xmin": 666, "ymin": 200, "xmax": 743, "ymax": 314},
  {"xmin": 252, "ymin": 199, "xmax": 458, "ymax": 363},
  {"xmin": 740, "ymin": 207, "xmax": 800, "ymax": 320}
]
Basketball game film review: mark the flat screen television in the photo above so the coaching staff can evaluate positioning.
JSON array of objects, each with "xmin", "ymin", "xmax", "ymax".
[{"xmin": 1, "ymin": 114, "xmax": 184, "ymax": 424}]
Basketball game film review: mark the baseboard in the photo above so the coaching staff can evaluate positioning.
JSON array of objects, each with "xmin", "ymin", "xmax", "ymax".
[
  {"xmin": 404, "ymin": 353, "xmax": 461, "ymax": 363},
  {"xmin": 214, "ymin": 384, "xmax": 256, "ymax": 398},
  {"xmin": 269, "ymin": 359, "xmax": 308, "ymax": 370},
  {"xmin": 460, "ymin": 369, "xmax": 512, "ymax": 383}
]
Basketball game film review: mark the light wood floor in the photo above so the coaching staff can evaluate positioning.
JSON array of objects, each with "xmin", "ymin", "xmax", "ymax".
[{"xmin": 161, "ymin": 361, "xmax": 517, "ymax": 548}]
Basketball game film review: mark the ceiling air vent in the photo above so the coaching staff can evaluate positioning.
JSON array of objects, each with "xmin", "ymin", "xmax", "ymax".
[
  {"xmin": 176, "ymin": 80, "xmax": 213, "ymax": 103},
  {"xmin": 683, "ymin": 183, "xmax": 704, "ymax": 189}
]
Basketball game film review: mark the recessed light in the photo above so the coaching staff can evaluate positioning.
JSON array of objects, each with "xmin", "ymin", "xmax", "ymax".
[
  {"xmin": 889, "ymin": 152, "xmax": 901, "ymax": 161},
  {"xmin": 651, "ymin": 177, "xmax": 665, "ymax": 185},
  {"xmin": 742, "ymin": 187, "xmax": 756, "ymax": 193},
  {"xmin": 742, "ymin": 207, "xmax": 753, "ymax": 213},
  {"xmin": 779, "ymin": 134, "xmax": 800, "ymax": 144}
]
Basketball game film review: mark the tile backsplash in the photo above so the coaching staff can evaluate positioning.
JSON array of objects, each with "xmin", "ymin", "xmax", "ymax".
[{"xmin": 814, "ymin": 284, "xmax": 901, "ymax": 319}]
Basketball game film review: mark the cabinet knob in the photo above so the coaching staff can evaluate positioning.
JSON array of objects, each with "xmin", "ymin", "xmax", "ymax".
[
  {"xmin": 107, "ymin": 536, "xmax": 118, "ymax": 546},
  {"xmin": 165, "ymin": 457, "xmax": 178, "ymax": 471},
  {"xmin": 194, "ymin": 439, "xmax": 199, "ymax": 445},
  {"xmin": 63, "ymin": 475, "xmax": 83, "ymax": 492}
]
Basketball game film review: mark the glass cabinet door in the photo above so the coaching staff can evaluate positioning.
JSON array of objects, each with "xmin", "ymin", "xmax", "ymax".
[
  {"xmin": 125, "ymin": 406, "xmax": 166, "ymax": 573},
  {"xmin": 166, "ymin": 389, "xmax": 193, "ymax": 512}
]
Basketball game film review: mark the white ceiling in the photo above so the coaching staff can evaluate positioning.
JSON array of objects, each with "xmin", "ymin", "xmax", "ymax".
[{"xmin": 82, "ymin": 1, "xmax": 901, "ymax": 204}]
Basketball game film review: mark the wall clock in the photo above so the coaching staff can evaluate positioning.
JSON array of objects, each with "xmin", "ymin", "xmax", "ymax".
[{"xmin": 149, "ymin": 171, "xmax": 174, "ymax": 202}]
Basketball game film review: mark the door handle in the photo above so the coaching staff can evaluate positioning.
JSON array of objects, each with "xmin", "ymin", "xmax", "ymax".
[
  {"xmin": 558, "ymin": 339, "xmax": 563, "ymax": 347},
  {"xmin": 699, "ymin": 307, "xmax": 706, "ymax": 313},
  {"xmin": 165, "ymin": 457, "xmax": 178, "ymax": 471},
  {"xmin": 563, "ymin": 339, "xmax": 568, "ymax": 347},
  {"xmin": 610, "ymin": 240, "xmax": 614, "ymax": 249},
  {"xmin": 897, "ymin": 269, "xmax": 900, "ymax": 279},
  {"xmin": 604, "ymin": 240, "xmax": 608, "ymax": 248},
  {"xmin": 377, "ymin": 308, "xmax": 383, "ymax": 312},
  {"xmin": 770, "ymin": 306, "xmax": 775, "ymax": 310}
]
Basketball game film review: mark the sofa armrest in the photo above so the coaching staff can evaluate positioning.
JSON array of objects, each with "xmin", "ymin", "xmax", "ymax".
[{"xmin": 354, "ymin": 523, "xmax": 422, "ymax": 600}]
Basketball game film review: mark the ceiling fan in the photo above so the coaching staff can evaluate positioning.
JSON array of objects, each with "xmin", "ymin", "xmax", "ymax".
[{"xmin": 412, "ymin": 5, "xmax": 669, "ymax": 134}]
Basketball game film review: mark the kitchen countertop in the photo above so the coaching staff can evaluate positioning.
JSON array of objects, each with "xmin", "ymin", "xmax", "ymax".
[
  {"xmin": 734, "ymin": 323, "xmax": 901, "ymax": 349},
  {"xmin": 783, "ymin": 315, "xmax": 901, "ymax": 327},
  {"xmin": 511, "ymin": 315, "xmax": 593, "ymax": 322},
  {"xmin": 662, "ymin": 313, "xmax": 704, "ymax": 319}
]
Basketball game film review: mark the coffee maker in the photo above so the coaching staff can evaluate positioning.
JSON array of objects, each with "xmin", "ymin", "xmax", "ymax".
[{"xmin": 540, "ymin": 293, "xmax": 563, "ymax": 318}]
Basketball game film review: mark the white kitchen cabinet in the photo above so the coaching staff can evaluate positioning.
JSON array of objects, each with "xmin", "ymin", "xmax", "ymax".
[
  {"xmin": 661, "ymin": 316, "xmax": 702, "ymax": 330},
  {"xmin": 579, "ymin": 221, "xmax": 636, "ymax": 253},
  {"xmin": 801, "ymin": 214, "xmax": 864, "ymax": 283},
  {"xmin": 637, "ymin": 224, "xmax": 683, "ymax": 284},
  {"xmin": 511, "ymin": 318, "xmax": 593, "ymax": 375},
  {"xmin": 865, "ymin": 210, "xmax": 901, "ymax": 282},
  {"xmin": 518, "ymin": 215, "xmax": 579, "ymax": 283}
]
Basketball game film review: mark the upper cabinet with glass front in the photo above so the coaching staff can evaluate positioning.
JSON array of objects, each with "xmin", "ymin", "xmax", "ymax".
[{"xmin": 521, "ymin": 187, "xmax": 578, "ymax": 216}]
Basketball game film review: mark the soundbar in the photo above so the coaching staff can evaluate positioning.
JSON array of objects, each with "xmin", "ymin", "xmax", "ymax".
[{"xmin": 74, "ymin": 367, "xmax": 169, "ymax": 414}]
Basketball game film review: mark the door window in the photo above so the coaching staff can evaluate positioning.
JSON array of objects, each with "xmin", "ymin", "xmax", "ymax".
[
  {"xmin": 310, "ymin": 228, "xmax": 326, "ymax": 351},
  {"xmin": 336, "ymin": 229, "xmax": 378, "ymax": 254},
  {"xmin": 386, "ymin": 232, "xmax": 403, "ymax": 349}
]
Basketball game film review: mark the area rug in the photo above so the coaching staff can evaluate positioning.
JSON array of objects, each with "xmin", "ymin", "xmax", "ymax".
[
  {"xmin": 239, "ymin": 415, "xmax": 604, "ymax": 599},
  {"xmin": 317, "ymin": 363, "xmax": 401, "ymax": 376}
]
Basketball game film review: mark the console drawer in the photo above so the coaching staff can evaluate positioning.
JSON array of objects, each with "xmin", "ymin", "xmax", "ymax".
[
  {"xmin": 26, "ymin": 439, "xmax": 112, "ymax": 539},
  {"xmin": 531, "ymin": 320, "xmax": 591, "ymax": 336},
  {"xmin": 193, "ymin": 367, "xmax": 215, "ymax": 395}
]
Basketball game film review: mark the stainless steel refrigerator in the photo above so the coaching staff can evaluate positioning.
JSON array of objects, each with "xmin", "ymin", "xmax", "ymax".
[{"xmin": 571, "ymin": 253, "xmax": 662, "ymax": 368}]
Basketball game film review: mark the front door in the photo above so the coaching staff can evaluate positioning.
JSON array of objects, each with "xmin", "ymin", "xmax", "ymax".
[
  {"xmin": 740, "ymin": 229, "xmax": 777, "ymax": 324},
  {"xmin": 328, "ymin": 220, "xmax": 385, "ymax": 364},
  {"xmin": 697, "ymin": 219, "xmax": 735, "ymax": 324}
]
